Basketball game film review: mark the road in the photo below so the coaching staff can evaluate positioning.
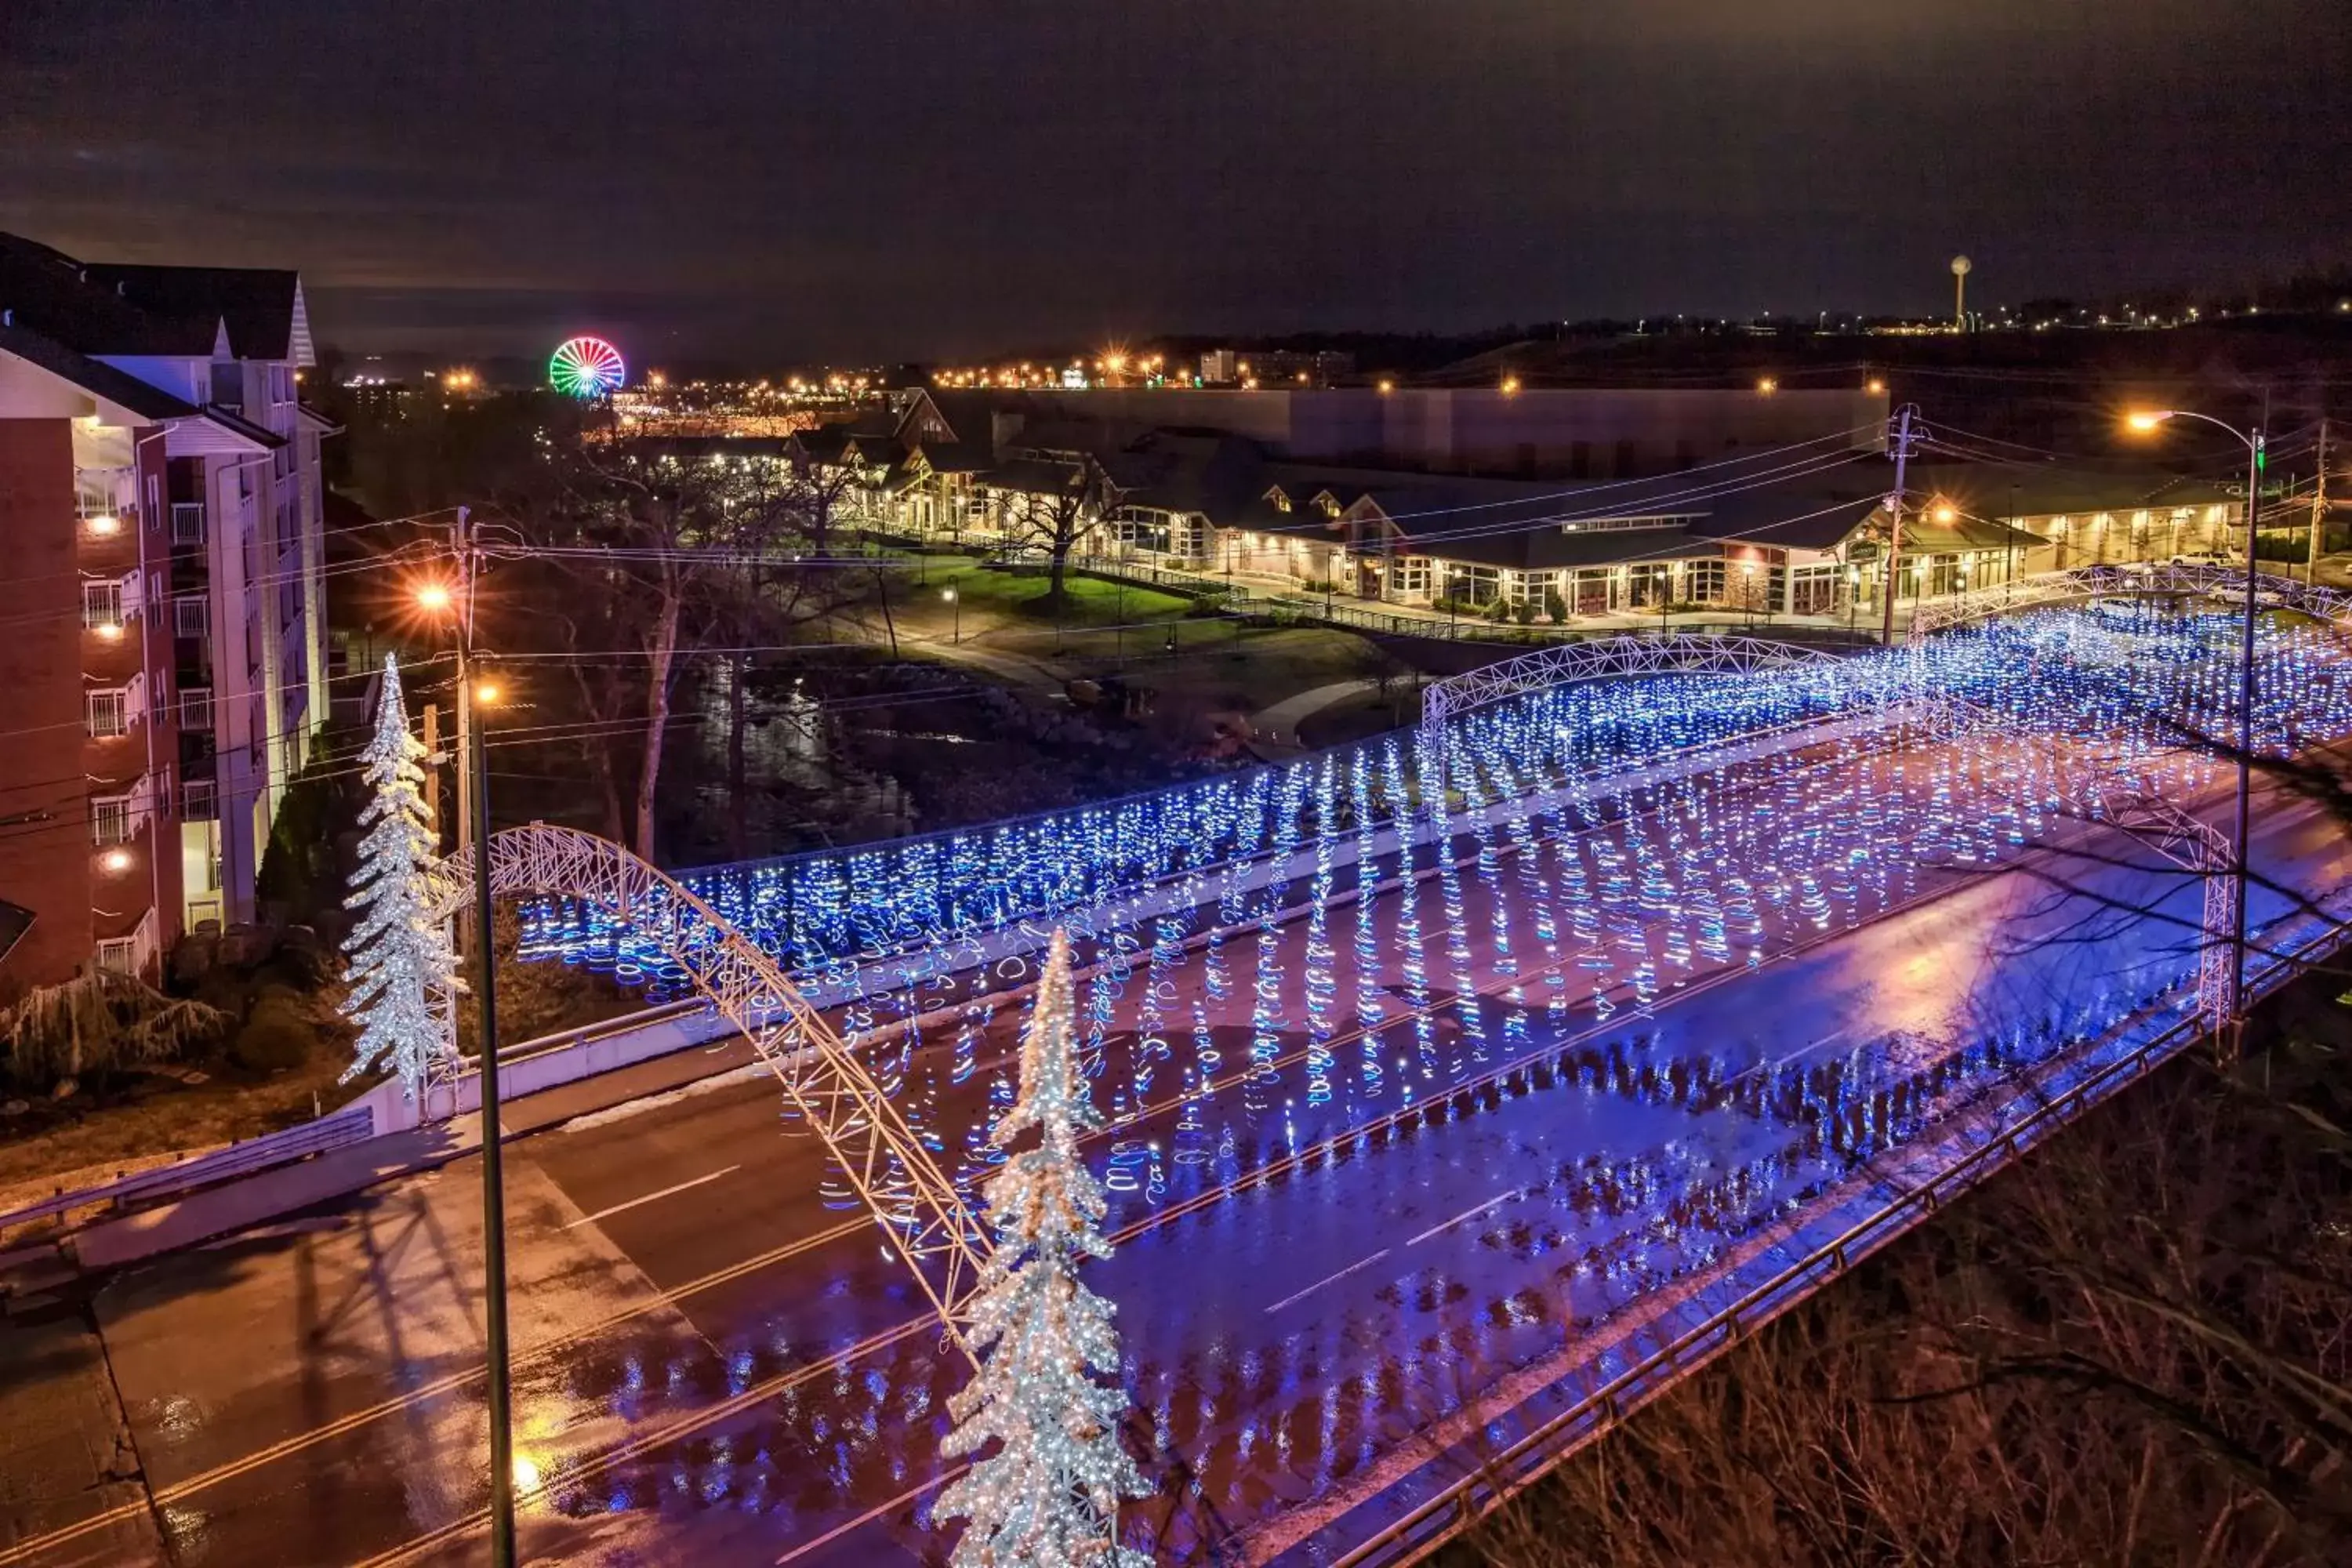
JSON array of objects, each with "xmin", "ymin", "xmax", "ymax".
[{"xmin": 5, "ymin": 706, "xmax": 2343, "ymax": 1567}]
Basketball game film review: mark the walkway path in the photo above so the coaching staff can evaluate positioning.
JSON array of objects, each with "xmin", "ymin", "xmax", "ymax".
[{"xmin": 1249, "ymin": 678, "xmax": 1381, "ymax": 757}]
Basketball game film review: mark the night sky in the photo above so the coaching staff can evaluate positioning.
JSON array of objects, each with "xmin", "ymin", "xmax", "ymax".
[{"xmin": 5, "ymin": 1, "xmax": 2348, "ymax": 364}]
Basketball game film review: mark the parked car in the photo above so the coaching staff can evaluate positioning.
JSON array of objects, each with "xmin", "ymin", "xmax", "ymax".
[{"xmin": 2169, "ymin": 550, "xmax": 2236, "ymax": 568}]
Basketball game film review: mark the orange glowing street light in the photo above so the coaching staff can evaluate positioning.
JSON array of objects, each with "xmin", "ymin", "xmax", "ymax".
[
  {"xmin": 2125, "ymin": 401, "xmax": 2266, "ymax": 1033},
  {"xmin": 1933, "ymin": 502, "xmax": 1958, "ymax": 524},
  {"xmin": 415, "ymin": 580, "xmax": 454, "ymax": 614}
]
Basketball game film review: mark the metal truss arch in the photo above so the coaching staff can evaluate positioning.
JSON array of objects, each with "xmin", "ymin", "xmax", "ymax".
[
  {"xmin": 1908, "ymin": 563, "xmax": 2352, "ymax": 643},
  {"xmin": 2061, "ymin": 780, "xmax": 2237, "ymax": 1036},
  {"xmin": 426, "ymin": 823, "xmax": 988, "ymax": 1355},
  {"xmin": 1418, "ymin": 632, "xmax": 1844, "ymax": 739}
]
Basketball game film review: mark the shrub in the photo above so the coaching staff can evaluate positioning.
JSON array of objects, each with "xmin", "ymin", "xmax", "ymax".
[
  {"xmin": 230, "ymin": 988, "xmax": 314, "ymax": 1073},
  {"xmin": 1512, "ymin": 600, "xmax": 1536, "ymax": 625},
  {"xmin": 1543, "ymin": 590, "xmax": 1569, "ymax": 622},
  {"xmin": 0, "ymin": 972, "xmax": 228, "ymax": 1088}
]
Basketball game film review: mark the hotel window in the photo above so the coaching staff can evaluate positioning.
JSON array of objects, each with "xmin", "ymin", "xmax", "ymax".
[
  {"xmin": 87, "ymin": 687, "xmax": 131, "ymax": 739},
  {"xmin": 175, "ymin": 595, "xmax": 210, "ymax": 640},
  {"xmin": 1686, "ymin": 561, "xmax": 1726, "ymax": 603},
  {"xmin": 180, "ymin": 685, "xmax": 214, "ymax": 731},
  {"xmin": 83, "ymin": 579, "xmax": 124, "ymax": 628},
  {"xmin": 91, "ymin": 793, "xmax": 135, "ymax": 846}
]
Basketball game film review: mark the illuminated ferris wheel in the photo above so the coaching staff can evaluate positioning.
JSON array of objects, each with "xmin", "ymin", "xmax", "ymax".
[{"xmin": 550, "ymin": 335, "xmax": 626, "ymax": 398}]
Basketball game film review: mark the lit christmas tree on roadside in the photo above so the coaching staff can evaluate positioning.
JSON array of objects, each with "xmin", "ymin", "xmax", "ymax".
[
  {"xmin": 937, "ymin": 928, "xmax": 1150, "ymax": 1568},
  {"xmin": 340, "ymin": 654, "xmax": 460, "ymax": 1098}
]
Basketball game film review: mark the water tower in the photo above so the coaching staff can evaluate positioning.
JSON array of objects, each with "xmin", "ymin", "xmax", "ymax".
[{"xmin": 1950, "ymin": 256, "xmax": 1973, "ymax": 331}]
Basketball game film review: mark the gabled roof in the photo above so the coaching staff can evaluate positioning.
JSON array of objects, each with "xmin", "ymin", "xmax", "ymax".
[
  {"xmin": 913, "ymin": 438, "xmax": 996, "ymax": 474},
  {"xmin": 0, "ymin": 323, "xmax": 198, "ymax": 421},
  {"xmin": 198, "ymin": 404, "xmax": 287, "ymax": 451},
  {"xmin": 82, "ymin": 263, "xmax": 308, "ymax": 363},
  {"xmin": 985, "ymin": 456, "xmax": 1093, "ymax": 497},
  {"xmin": 0, "ymin": 230, "xmax": 310, "ymax": 365},
  {"xmin": 789, "ymin": 425, "xmax": 856, "ymax": 464}
]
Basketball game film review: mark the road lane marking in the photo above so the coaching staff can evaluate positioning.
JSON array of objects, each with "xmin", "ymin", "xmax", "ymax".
[
  {"xmin": 1407, "ymin": 1188, "xmax": 1522, "ymax": 1247},
  {"xmin": 352, "ymin": 1313, "xmax": 941, "ymax": 1568},
  {"xmin": 773, "ymin": 1468, "xmax": 969, "ymax": 1566},
  {"xmin": 66, "ymin": 801, "xmax": 1969, "ymax": 1568},
  {"xmin": 561, "ymin": 1166, "xmax": 739, "ymax": 1229},
  {"xmin": 1725, "ymin": 1027, "xmax": 1851, "ymax": 1087},
  {"xmin": 340, "ymin": 757, "xmax": 2336, "ymax": 1567},
  {"xmin": 0, "ymin": 1214, "xmax": 875, "ymax": 1568},
  {"xmin": 1265, "ymin": 1248, "xmax": 1392, "ymax": 1315},
  {"xmin": 31, "ymin": 742, "xmax": 2263, "ymax": 1568}
]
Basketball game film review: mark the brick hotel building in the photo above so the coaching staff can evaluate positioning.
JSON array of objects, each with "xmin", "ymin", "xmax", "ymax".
[{"xmin": 0, "ymin": 233, "xmax": 332, "ymax": 993}]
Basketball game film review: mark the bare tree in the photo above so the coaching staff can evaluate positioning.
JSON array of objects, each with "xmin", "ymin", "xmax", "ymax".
[
  {"xmin": 1441, "ymin": 1006, "xmax": 2352, "ymax": 1568},
  {"xmin": 1012, "ymin": 457, "xmax": 1113, "ymax": 607},
  {"xmin": 507, "ymin": 448, "xmax": 795, "ymax": 862}
]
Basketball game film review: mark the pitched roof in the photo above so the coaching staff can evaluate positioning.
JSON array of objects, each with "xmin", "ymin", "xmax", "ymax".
[
  {"xmin": 0, "ymin": 230, "xmax": 308, "ymax": 363},
  {"xmin": 0, "ymin": 323, "xmax": 199, "ymax": 421},
  {"xmin": 913, "ymin": 438, "xmax": 995, "ymax": 474},
  {"xmin": 82, "ymin": 263, "xmax": 305, "ymax": 361},
  {"xmin": 985, "ymin": 456, "xmax": 1092, "ymax": 497},
  {"xmin": 198, "ymin": 404, "xmax": 287, "ymax": 451}
]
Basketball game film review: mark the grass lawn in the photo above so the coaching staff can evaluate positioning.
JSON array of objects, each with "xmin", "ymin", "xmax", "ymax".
[
  {"xmin": 1061, "ymin": 625, "xmax": 1403, "ymax": 712},
  {"xmin": 0, "ymin": 1051, "xmax": 354, "ymax": 1208},
  {"xmin": 908, "ymin": 561, "xmax": 1197, "ymax": 631}
]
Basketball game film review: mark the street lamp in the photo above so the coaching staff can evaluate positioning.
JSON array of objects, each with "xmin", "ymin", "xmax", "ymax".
[
  {"xmin": 2128, "ymin": 406, "xmax": 2266, "ymax": 1032},
  {"xmin": 942, "ymin": 586, "xmax": 960, "ymax": 644},
  {"xmin": 413, "ymin": 553, "xmax": 517, "ymax": 1568}
]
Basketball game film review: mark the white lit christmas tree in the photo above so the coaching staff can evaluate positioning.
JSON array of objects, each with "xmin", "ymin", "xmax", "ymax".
[
  {"xmin": 340, "ymin": 653, "xmax": 460, "ymax": 1097},
  {"xmin": 936, "ymin": 928, "xmax": 1150, "ymax": 1568}
]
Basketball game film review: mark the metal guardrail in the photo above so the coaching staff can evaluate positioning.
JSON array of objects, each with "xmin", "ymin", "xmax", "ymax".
[
  {"xmin": 0, "ymin": 1104, "xmax": 376, "ymax": 1237},
  {"xmin": 1313, "ymin": 911, "xmax": 2347, "ymax": 1568}
]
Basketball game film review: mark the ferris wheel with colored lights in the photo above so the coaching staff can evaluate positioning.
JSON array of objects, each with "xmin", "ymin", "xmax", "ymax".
[{"xmin": 549, "ymin": 335, "xmax": 626, "ymax": 398}]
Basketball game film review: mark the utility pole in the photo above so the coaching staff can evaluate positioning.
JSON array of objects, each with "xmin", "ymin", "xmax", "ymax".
[
  {"xmin": 2228, "ymin": 423, "xmax": 2265, "ymax": 1033},
  {"xmin": 2310, "ymin": 418, "xmax": 2329, "ymax": 586},
  {"xmin": 1879, "ymin": 405, "xmax": 1918, "ymax": 646},
  {"xmin": 421, "ymin": 702, "xmax": 443, "ymax": 844},
  {"xmin": 446, "ymin": 499, "xmax": 514, "ymax": 1568},
  {"xmin": 472, "ymin": 684, "xmax": 515, "ymax": 1568},
  {"xmin": 452, "ymin": 506, "xmax": 474, "ymax": 854}
]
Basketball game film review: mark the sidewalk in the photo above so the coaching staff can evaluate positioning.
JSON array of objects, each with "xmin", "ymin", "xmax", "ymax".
[
  {"xmin": 60, "ymin": 1032, "xmax": 764, "ymax": 1274},
  {"xmin": 1250, "ymin": 678, "xmax": 1379, "ymax": 756}
]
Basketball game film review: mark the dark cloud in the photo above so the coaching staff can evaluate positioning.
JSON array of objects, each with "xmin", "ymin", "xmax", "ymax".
[{"xmin": 3, "ymin": 0, "xmax": 2346, "ymax": 362}]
